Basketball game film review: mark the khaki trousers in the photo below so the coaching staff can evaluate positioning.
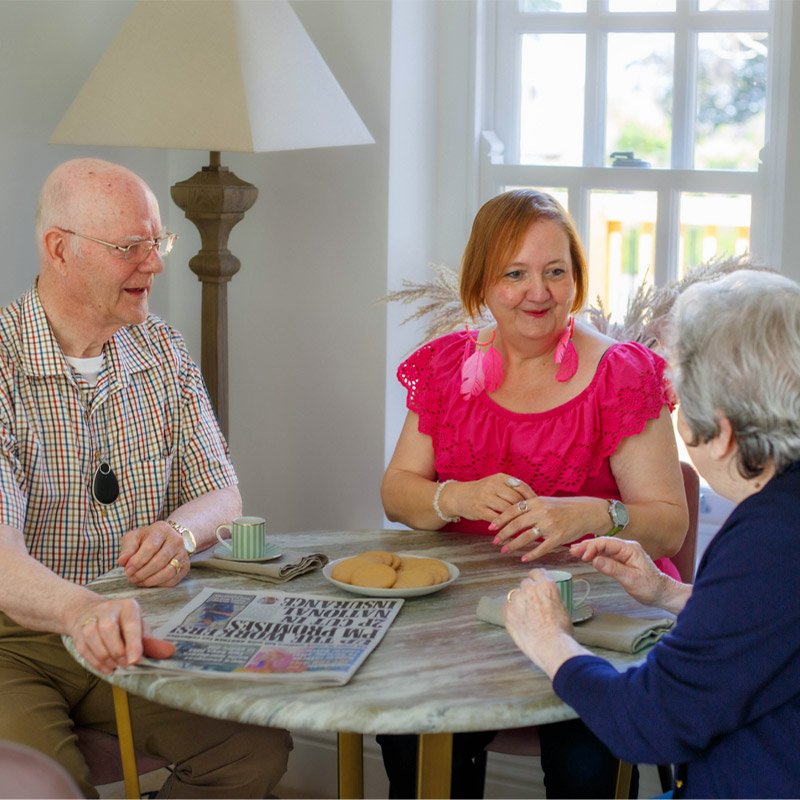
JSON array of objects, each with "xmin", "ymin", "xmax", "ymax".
[{"xmin": 0, "ymin": 613, "xmax": 292, "ymax": 798}]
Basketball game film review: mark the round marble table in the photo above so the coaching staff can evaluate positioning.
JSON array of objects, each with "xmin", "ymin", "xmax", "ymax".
[{"xmin": 68, "ymin": 529, "xmax": 659, "ymax": 798}]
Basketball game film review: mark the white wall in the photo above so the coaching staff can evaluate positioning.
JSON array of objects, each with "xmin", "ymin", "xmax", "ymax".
[
  {"xmin": 384, "ymin": 0, "xmax": 439, "ymax": 485},
  {"xmin": 0, "ymin": 0, "xmax": 168, "ymax": 310}
]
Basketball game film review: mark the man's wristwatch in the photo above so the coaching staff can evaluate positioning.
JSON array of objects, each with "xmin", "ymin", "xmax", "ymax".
[
  {"xmin": 166, "ymin": 519, "xmax": 197, "ymax": 553},
  {"xmin": 606, "ymin": 499, "xmax": 629, "ymax": 536}
]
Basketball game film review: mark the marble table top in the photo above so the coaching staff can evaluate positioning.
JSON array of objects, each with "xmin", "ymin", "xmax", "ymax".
[{"xmin": 72, "ymin": 529, "xmax": 664, "ymax": 736}]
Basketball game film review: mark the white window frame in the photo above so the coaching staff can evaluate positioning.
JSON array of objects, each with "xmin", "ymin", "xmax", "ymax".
[{"xmin": 476, "ymin": 0, "xmax": 793, "ymax": 283}]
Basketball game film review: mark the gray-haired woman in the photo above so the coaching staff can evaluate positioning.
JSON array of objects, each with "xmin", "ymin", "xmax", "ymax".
[{"xmin": 504, "ymin": 269, "xmax": 800, "ymax": 798}]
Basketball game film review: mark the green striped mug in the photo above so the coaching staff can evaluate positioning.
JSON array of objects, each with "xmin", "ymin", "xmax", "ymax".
[
  {"xmin": 215, "ymin": 516, "xmax": 267, "ymax": 560},
  {"xmin": 546, "ymin": 570, "xmax": 590, "ymax": 616}
]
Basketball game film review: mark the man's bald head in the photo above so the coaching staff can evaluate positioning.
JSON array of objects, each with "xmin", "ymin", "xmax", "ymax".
[{"xmin": 35, "ymin": 159, "xmax": 159, "ymax": 261}]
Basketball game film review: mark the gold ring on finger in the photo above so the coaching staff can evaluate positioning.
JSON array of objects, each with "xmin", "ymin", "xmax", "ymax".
[
  {"xmin": 169, "ymin": 557, "xmax": 182, "ymax": 575},
  {"xmin": 80, "ymin": 615, "xmax": 98, "ymax": 628}
]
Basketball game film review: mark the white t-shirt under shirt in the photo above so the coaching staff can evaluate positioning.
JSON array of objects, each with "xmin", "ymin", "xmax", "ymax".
[{"xmin": 65, "ymin": 354, "xmax": 104, "ymax": 388}]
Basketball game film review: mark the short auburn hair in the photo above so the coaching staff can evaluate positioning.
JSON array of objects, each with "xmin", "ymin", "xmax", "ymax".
[{"xmin": 459, "ymin": 189, "xmax": 588, "ymax": 319}]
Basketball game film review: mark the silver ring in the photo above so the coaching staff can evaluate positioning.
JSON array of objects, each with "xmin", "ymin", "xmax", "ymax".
[
  {"xmin": 169, "ymin": 557, "xmax": 182, "ymax": 575},
  {"xmin": 506, "ymin": 589, "xmax": 518, "ymax": 603},
  {"xmin": 506, "ymin": 477, "xmax": 521, "ymax": 488},
  {"xmin": 531, "ymin": 526, "xmax": 541, "ymax": 538},
  {"xmin": 517, "ymin": 500, "xmax": 528, "ymax": 512}
]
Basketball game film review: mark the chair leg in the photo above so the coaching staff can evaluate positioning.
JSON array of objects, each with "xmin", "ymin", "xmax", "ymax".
[
  {"xmin": 111, "ymin": 685, "xmax": 141, "ymax": 800},
  {"xmin": 614, "ymin": 761, "xmax": 633, "ymax": 799},
  {"xmin": 657, "ymin": 763, "xmax": 673, "ymax": 792}
]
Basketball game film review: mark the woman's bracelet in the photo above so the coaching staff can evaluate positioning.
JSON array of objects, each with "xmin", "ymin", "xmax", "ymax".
[{"xmin": 433, "ymin": 479, "xmax": 461, "ymax": 523}]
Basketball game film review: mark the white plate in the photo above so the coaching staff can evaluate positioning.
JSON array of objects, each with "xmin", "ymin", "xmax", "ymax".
[
  {"xmin": 322, "ymin": 554, "xmax": 459, "ymax": 598},
  {"xmin": 212, "ymin": 543, "xmax": 283, "ymax": 563},
  {"xmin": 572, "ymin": 604, "xmax": 593, "ymax": 624}
]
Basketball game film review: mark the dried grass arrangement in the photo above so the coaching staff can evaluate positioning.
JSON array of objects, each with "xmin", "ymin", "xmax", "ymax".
[
  {"xmin": 378, "ymin": 264, "xmax": 473, "ymax": 342},
  {"xmin": 380, "ymin": 253, "xmax": 769, "ymax": 353}
]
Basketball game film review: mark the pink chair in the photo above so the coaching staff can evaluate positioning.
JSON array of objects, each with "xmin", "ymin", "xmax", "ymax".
[
  {"xmin": 478, "ymin": 462, "xmax": 701, "ymax": 798},
  {"xmin": 0, "ymin": 739, "xmax": 82, "ymax": 799}
]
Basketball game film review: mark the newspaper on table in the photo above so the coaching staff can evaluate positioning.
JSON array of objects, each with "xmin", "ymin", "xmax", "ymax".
[{"xmin": 126, "ymin": 587, "xmax": 403, "ymax": 685}]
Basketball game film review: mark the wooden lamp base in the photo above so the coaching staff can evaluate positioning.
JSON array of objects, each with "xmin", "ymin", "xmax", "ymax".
[{"xmin": 170, "ymin": 151, "xmax": 258, "ymax": 437}]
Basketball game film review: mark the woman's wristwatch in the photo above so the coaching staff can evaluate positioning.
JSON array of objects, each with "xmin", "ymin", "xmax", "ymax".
[
  {"xmin": 166, "ymin": 519, "xmax": 197, "ymax": 553},
  {"xmin": 605, "ymin": 499, "xmax": 629, "ymax": 536}
]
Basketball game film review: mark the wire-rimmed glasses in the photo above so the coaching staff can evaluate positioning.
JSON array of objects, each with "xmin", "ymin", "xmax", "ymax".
[{"xmin": 59, "ymin": 228, "xmax": 178, "ymax": 265}]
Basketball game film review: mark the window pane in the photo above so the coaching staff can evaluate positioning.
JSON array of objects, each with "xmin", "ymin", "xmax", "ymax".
[
  {"xmin": 606, "ymin": 33, "xmax": 674, "ymax": 169},
  {"xmin": 609, "ymin": 0, "xmax": 675, "ymax": 11},
  {"xmin": 698, "ymin": 0, "xmax": 768, "ymax": 10},
  {"xmin": 520, "ymin": 34, "xmax": 586, "ymax": 166},
  {"xmin": 520, "ymin": 0, "xmax": 587, "ymax": 11},
  {"xmin": 679, "ymin": 193, "xmax": 751, "ymax": 276},
  {"xmin": 695, "ymin": 32, "xmax": 767, "ymax": 170},
  {"xmin": 588, "ymin": 191, "xmax": 657, "ymax": 323}
]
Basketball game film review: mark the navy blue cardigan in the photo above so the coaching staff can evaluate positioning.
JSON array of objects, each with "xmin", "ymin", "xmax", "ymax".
[{"xmin": 553, "ymin": 461, "xmax": 800, "ymax": 798}]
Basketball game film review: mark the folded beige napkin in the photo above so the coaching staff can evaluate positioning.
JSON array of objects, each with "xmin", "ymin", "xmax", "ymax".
[
  {"xmin": 476, "ymin": 594, "xmax": 675, "ymax": 654},
  {"xmin": 192, "ymin": 550, "xmax": 328, "ymax": 584}
]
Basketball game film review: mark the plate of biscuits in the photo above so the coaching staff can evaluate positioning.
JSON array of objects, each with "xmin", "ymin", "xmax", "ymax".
[{"xmin": 322, "ymin": 550, "xmax": 459, "ymax": 598}]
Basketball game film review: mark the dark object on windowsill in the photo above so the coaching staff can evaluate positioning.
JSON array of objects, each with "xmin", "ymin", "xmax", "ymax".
[{"xmin": 610, "ymin": 151, "xmax": 651, "ymax": 168}]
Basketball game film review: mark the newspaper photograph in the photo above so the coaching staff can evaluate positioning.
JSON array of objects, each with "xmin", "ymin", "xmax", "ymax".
[{"xmin": 126, "ymin": 587, "xmax": 404, "ymax": 685}]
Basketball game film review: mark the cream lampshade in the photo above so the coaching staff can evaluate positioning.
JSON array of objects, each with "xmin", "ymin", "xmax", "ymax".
[{"xmin": 51, "ymin": 0, "xmax": 373, "ymax": 435}]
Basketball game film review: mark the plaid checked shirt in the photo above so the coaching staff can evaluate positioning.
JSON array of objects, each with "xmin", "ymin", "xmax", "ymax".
[{"xmin": 0, "ymin": 284, "xmax": 237, "ymax": 584}]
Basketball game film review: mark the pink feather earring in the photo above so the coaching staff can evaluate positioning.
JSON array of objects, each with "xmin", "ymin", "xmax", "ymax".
[
  {"xmin": 461, "ymin": 327, "xmax": 504, "ymax": 399},
  {"xmin": 554, "ymin": 315, "xmax": 578, "ymax": 382}
]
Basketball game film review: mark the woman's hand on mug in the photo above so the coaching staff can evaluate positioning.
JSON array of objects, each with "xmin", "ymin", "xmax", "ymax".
[
  {"xmin": 490, "ymin": 496, "xmax": 603, "ymax": 562},
  {"xmin": 444, "ymin": 474, "xmax": 535, "ymax": 522},
  {"xmin": 503, "ymin": 569, "xmax": 581, "ymax": 678}
]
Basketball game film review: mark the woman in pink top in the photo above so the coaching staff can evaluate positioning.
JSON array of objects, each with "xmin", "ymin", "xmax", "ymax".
[{"xmin": 378, "ymin": 190, "xmax": 688, "ymax": 798}]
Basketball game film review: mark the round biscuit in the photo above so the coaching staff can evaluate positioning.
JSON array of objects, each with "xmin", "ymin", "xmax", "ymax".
[
  {"xmin": 400, "ymin": 556, "xmax": 449, "ymax": 584},
  {"xmin": 356, "ymin": 550, "xmax": 396, "ymax": 566},
  {"xmin": 331, "ymin": 556, "xmax": 363, "ymax": 584},
  {"xmin": 393, "ymin": 568, "xmax": 437, "ymax": 588},
  {"xmin": 350, "ymin": 563, "xmax": 398, "ymax": 589}
]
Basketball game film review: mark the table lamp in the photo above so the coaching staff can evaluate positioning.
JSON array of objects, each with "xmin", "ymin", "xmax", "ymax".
[{"xmin": 50, "ymin": 0, "xmax": 373, "ymax": 436}]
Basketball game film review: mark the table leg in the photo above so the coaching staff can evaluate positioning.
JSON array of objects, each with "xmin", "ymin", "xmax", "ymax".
[
  {"xmin": 111, "ymin": 684, "xmax": 141, "ymax": 800},
  {"xmin": 416, "ymin": 732, "xmax": 452, "ymax": 798},
  {"xmin": 615, "ymin": 760, "xmax": 633, "ymax": 799},
  {"xmin": 337, "ymin": 732, "xmax": 364, "ymax": 799}
]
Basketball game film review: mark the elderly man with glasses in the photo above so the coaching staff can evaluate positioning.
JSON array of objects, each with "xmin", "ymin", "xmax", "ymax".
[{"xmin": 0, "ymin": 158, "xmax": 292, "ymax": 797}]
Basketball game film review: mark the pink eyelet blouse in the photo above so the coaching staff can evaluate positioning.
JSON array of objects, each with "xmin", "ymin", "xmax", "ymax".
[{"xmin": 397, "ymin": 330, "xmax": 679, "ymax": 579}]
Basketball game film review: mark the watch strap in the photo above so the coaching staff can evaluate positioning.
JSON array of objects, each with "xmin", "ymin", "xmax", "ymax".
[
  {"xmin": 605, "ymin": 499, "xmax": 629, "ymax": 537},
  {"xmin": 166, "ymin": 519, "xmax": 196, "ymax": 553}
]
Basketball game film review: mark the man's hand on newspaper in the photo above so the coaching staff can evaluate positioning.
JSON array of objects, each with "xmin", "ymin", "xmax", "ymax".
[{"xmin": 71, "ymin": 597, "xmax": 175, "ymax": 674}]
